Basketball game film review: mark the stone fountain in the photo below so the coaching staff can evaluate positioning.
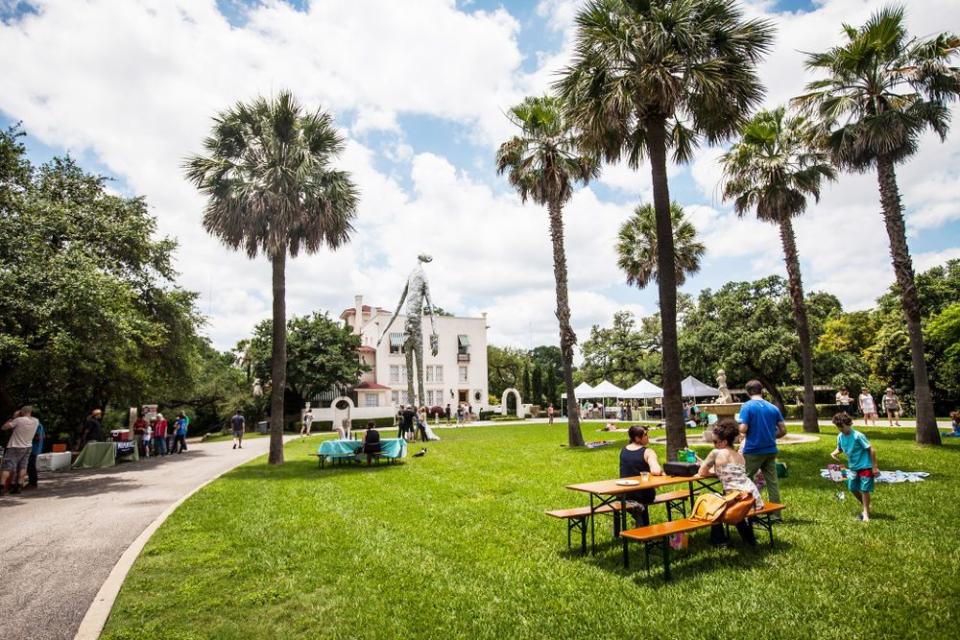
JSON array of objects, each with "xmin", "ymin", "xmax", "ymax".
[{"xmin": 700, "ymin": 369, "xmax": 742, "ymax": 442}]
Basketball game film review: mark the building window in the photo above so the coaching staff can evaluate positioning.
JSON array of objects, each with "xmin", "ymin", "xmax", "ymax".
[
  {"xmin": 364, "ymin": 393, "xmax": 379, "ymax": 408},
  {"xmin": 457, "ymin": 334, "xmax": 469, "ymax": 354},
  {"xmin": 435, "ymin": 365, "xmax": 443, "ymax": 383},
  {"xmin": 425, "ymin": 365, "xmax": 434, "ymax": 383},
  {"xmin": 389, "ymin": 332, "xmax": 405, "ymax": 354},
  {"xmin": 459, "ymin": 365, "xmax": 468, "ymax": 383},
  {"xmin": 391, "ymin": 391, "xmax": 399, "ymax": 405},
  {"xmin": 389, "ymin": 365, "xmax": 400, "ymax": 384}
]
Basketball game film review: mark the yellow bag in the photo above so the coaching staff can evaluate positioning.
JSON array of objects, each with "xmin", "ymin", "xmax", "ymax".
[{"xmin": 690, "ymin": 493, "xmax": 728, "ymax": 522}]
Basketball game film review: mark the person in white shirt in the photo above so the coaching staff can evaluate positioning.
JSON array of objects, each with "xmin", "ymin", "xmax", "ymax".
[
  {"xmin": 1, "ymin": 406, "xmax": 40, "ymax": 495},
  {"xmin": 858, "ymin": 388, "xmax": 878, "ymax": 426}
]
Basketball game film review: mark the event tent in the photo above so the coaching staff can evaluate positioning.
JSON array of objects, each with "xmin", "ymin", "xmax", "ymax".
[
  {"xmin": 623, "ymin": 379, "xmax": 663, "ymax": 399},
  {"xmin": 681, "ymin": 375, "xmax": 720, "ymax": 398},
  {"xmin": 587, "ymin": 380, "xmax": 625, "ymax": 399},
  {"xmin": 561, "ymin": 381, "xmax": 595, "ymax": 399}
]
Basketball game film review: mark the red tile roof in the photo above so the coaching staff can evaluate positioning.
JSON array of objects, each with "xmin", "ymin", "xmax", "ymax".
[{"xmin": 355, "ymin": 381, "xmax": 391, "ymax": 390}]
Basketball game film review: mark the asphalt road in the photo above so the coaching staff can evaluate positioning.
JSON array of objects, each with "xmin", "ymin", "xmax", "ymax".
[{"xmin": 0, "ymin": 437, "xmax": 277, "ymax": 640}]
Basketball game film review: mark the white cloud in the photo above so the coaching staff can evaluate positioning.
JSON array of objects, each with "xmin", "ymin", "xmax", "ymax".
[{"xmin": 1, "ymin": 0, "xmax": 958, "ymax": 352}]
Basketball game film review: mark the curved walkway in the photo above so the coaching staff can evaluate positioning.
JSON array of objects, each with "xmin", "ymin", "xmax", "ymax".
[{"xmin": 0, "ymin": 436, "xmax": 283, "ymax": 640}]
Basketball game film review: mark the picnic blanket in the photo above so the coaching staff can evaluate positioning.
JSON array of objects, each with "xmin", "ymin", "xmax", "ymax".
[{"xmin": 820, "ymin": 469, "xmax": 929, "ymax": 483}]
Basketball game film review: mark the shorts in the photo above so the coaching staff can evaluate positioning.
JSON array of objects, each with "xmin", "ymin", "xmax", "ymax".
[
  {"xmin": 1, "ymin": 447, "xmax": 31, "ymax": 473},
  {"xmin": 847, "ymin": 470, "xmax": 875, "ymax": 493},
  {"xmin": 232, "ymin": 429, "xmax": 244, "ymax": 437}
]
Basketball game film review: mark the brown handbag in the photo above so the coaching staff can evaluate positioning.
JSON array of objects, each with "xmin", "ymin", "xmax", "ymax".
[{"xmin": 720, "ymin": 491, "xmax": 756, "ymax": 524}]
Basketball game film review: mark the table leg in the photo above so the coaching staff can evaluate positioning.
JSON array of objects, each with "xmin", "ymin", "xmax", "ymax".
[{"xmin": 589, "ymin": 493, "xmax": 596, "ymax": 554}]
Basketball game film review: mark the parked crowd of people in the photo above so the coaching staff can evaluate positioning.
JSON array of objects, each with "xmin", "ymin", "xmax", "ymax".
[{"xmin": 131, "ymin": 411, "xmax": 191, "ymax": 457}]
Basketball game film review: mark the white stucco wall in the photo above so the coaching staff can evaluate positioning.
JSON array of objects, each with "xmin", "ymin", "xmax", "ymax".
[{"xmin": 345, "ymin": 304, "xmax": 490, "ymax": 410}]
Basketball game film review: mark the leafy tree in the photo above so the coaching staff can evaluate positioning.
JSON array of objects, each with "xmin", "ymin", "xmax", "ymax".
[
  {"xmin": 581, "ymin": 311, "xmax": 662, "ymax": 389},
  {"xmin": 496, "ymin": 95, "xmax": 599, "ymax": 447},
  {"xmin": 531, "ymin": 364, "xmax": 544, "ymax": 406},
  {"xmin": 795, "ymin": 6, "xmax": 959, "ymax": 445},
  {"xmin": 616, "ymin": 202, "xmax": 705, "ymax": 287},
  {"xmin": 186, "ymin": 92, "xmax": 359, "ymax": 464},
  {"xmin": 487, "ymin": 346, "xmax": 530, "ymax": 399},
  {"xmin": 530, "ymin": 345, "xmax": 564, "ymax": 407},
  {"xmin": 0, "ymin": 125, "xmax": 202, "ymax": 438},
  {"xmin": 679, "ymin": 277, "xmax": 840, "ymax": 411},
  {"xmin": 926, "ymin": 303, "xmax": 960, "ymax": 408},
  {"xmin": 521, "ymin": 364, "xmax": 532, "ymax": 404},
  {"xmin": 722, "ymin": 107, "xmax": 836, "ymax": 433},
  {"xmin": 557, "ymin": 0, "xmax": 774, "ymax": 459},
  {"xmin": 247, "ymin": 312, "xmax": 367, "ymax": 412}
]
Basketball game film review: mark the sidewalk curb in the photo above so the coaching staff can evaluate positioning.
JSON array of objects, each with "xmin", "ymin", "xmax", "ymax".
[{"xmin": 73, "ymin": 439, "xmax": 291, "ymax": 640}]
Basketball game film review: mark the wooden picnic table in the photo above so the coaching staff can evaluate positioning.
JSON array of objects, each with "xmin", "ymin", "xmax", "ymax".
[{"xmin": 566, "ymin": 474, "xmax": 722, "ymax": 553}]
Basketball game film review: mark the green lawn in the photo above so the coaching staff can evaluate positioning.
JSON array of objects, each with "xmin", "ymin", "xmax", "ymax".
[{"xmin": 103, "ymin": 423, "xmax": 960, "ymax": 640}]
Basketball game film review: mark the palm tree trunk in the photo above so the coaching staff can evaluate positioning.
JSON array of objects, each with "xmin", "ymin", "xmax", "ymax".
[
  {"xmin": 778, "ymin": 217, "xmax": 819, "ymax": 433},
  {"xmin": 269, "ymin": 250, "xmax": 287, "ymax": 464},
  {"xmin": 876, "ymin": 156, "xmax": 940, "ymax": 445},
  {"xmin": 547, "ymin": 199, "xmax": 584, "ymax": 447},
  {"xmin": 646, "ymin": 116, "xmax": 686, "ymax": 461}
]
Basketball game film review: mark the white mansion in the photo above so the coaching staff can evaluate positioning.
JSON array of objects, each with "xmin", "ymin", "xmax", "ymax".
[{"xmin": 341, "ymin": 295, "xmax": 490, "ymax": 411}]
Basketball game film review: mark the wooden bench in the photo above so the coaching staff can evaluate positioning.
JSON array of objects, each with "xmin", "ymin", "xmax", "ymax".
[
  {"xmin": 620, "ymin": 503, "xmax": 787, "ymax": 580},
  {"xmin": 545, "ymin": 504, "xmax": 623, "ymax": 553}
]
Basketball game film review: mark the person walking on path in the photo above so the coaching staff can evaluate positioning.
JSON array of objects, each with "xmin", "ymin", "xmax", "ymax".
[
  {"xmin": 738, "ymin": 380, "xmax": 786, "ymax": 518},
  {"xmin": 547, "ymin": 404, "xmax": 555, "ymax": 425},
  {"xmin": 444, "ymin": 403, "xmax": 451, "ymax": 424},
  {"xmin": 858, "ymin": 388, "xmax": 878, "ymax": 427},
  {"xmin": 835, "ymin": 387, "xmax": 855, "ymax": 416},
  {"xmin": 230, "ymin": 410, "xmax": 245, "ymax": 449},
  {"xmin": 882, "ymin": 388, "xmax": 902, "ymax": 426},
  {"xmin": 1, "ymin": 406, "xmax": 39, "ymax": 495},
  {"xmin": 300, "ymin": 410, "xmax": 314, "ymax": 436}
]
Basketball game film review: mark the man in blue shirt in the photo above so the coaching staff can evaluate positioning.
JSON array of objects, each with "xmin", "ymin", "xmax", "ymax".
[{"xmin": 738, "ymin": 380, "xmax": 786, "ymax": 511}]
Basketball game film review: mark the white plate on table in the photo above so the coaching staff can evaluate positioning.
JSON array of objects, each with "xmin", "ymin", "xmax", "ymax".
[{"xmin": 616, "ymin": 479, "xmax": 640, "ymax": 486}]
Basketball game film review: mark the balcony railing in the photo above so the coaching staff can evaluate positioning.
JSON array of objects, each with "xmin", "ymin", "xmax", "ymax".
[{"xmin": 457, "ymin": 352, "xmax": 470, "ymax": 362}]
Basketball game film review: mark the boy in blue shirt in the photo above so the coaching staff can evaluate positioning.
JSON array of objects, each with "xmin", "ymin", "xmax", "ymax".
[{"xmin": 831, "ymin": 412, "xmax": 879, "ymax": 521}]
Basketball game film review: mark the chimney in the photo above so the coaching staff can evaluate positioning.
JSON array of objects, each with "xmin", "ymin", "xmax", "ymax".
[{"xmin": 354, "ymin": 295, "xmax": 363, "ymax": 334}]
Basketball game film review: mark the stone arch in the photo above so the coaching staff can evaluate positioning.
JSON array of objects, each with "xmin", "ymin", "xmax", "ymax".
[
  {"xmin": 332, "ymin": 396, "xmax": 353, "ymax": 428},
  {"xmin": 501, "ymin": 388, "xmax": 522, "ymax": 416}
]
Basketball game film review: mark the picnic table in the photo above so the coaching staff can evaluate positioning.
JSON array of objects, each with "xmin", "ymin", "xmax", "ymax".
[
  {"xmin": 565, "ymin": 474, "xmax": 721, "ymax": 553},
  {"xmin": 316, "ymin": 438, "xmax": 407, "ymax": 468}
]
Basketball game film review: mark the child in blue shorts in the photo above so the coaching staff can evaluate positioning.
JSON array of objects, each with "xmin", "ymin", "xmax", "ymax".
[{"xmin": 831, "ymin": 413, "xmax": 879, "ymax": 521}]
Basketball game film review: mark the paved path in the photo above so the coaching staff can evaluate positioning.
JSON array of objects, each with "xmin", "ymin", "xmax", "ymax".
[{"xmin": 0, "ymin": 437, "xmax": 280, "ymax": 640}]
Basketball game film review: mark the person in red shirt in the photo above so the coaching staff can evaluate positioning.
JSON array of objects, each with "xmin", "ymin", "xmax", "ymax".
[
  {"xmin": 133, "ymin": 414, "xmax": 148, "ymax": 457},
  {"xmin": 153, "ymin": 414, "xmax": 168, "ymax": 456}
]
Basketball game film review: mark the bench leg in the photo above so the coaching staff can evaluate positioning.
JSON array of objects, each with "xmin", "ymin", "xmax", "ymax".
[
  {"xmin": 662, "ymin": 540, "xmax": 671, "ymax": 581},
  {"xmin": 622, "ymin": 535, "xmax": 629, "ymax": 569}
]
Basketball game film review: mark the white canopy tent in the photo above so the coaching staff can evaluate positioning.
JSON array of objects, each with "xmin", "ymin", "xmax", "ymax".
[
  {"xmin": 623, "ymin": 379, "xmax": 663, "ymax": 399},
  {"xmin": 681, "ymin": 375, "xmax": 720, "ymax": 398},
  {"xmin": 561, "ymin": 381, "xmax": 595, "ymax": 399},
  {"xmin": 586, "ymin": 380, "xmax": 625, "ymax": 398}
]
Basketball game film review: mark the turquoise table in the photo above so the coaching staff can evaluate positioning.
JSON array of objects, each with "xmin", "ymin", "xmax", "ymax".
[{"xmin": 317, "ymin": 438, "xmax": 407, "ymax": 468}]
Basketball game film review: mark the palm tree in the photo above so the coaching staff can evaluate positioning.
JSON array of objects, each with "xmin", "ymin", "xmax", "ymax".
[
  {"xmin": 185, "ymin": 92, "xmax": 359, "ymax": 464},
  {"xmin": 496, "ymin": 95, "xmax": 599, "ymax": 447},
  {"xmin": 721, "ymin": 107, "xmax": 836, "ymax": 434},
  {"xmin": 794, "ymin": 7, "xmax": 959, "ymax": 445},
  {"xmin": 556, "ymin": 0, "xmax": 774, "ymax": 460},
  {"xmin": 616, "ymin": 202, "xmax": 705, "ymax": 290}
]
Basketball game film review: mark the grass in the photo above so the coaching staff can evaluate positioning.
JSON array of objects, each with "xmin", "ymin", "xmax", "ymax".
[{"xmin": 103, "ymin": 422, "xmax": 960, "ymax": 640}]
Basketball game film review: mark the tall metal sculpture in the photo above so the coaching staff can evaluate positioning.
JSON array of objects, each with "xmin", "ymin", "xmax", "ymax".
[{"xmin": 377, "ymin": 254, "xmax": 439, "ymax": 406}]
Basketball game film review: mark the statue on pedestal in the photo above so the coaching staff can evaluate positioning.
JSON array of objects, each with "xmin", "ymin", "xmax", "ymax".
[
  {"xmin": 716, "ymin": 369, "xmax": 734, "ymax": 404},
  {"xmin": 378, "ymin": 255, "xmax": 439, "ymax": 407}
]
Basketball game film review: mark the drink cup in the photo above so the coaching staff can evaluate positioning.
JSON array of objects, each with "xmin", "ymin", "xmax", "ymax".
[{"xmin": 641, "ymin": 472, "xmax": 650, "ymax": 482}]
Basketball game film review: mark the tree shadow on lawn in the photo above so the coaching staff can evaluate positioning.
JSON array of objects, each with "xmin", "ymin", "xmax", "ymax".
[{"xmin": 229, "ymin": 457, "xmax": 408, "ymax": 481}]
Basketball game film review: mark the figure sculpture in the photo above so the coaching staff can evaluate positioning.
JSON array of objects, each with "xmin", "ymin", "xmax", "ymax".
[
  {"xmin": 716, "ymin": 369, "xmax": 734, "ymax": 404},
  {"xmin": 378, "ymin": 254, "xmax": 439, "ymax": 406}
]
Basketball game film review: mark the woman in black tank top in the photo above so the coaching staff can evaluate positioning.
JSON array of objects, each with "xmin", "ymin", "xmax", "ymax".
[{"xmin": 619, "ymin": 425, "xmax": 663, "ymax": 525}]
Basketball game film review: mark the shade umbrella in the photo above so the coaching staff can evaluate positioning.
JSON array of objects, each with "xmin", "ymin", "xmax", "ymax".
[{"xmin": 681, "ymin": 375, "xmax": 720, "ymax": 398}]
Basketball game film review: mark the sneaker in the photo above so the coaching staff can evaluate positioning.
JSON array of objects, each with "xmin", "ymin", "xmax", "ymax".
[{"xmin": 232, "ymin": 444, "xmax": 236, "ymax": 449}]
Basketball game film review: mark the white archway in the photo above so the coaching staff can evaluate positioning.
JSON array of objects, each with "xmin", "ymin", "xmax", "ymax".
[
  {"xmin": 501, "ymin": 388, "xmax": 522, "ymax": 416},
  {"xmin": 332, "ymin": 396, "xmax": 354, "ymax": 428}
]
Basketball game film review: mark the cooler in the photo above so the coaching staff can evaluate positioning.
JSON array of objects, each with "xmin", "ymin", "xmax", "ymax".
[
  {"xmin": 110, "ymin": 429, "xmax": 131, "ymax": 442},
  {"xmin": 37, "ymin": 451, "xmax": 73, "ymax": 471}
]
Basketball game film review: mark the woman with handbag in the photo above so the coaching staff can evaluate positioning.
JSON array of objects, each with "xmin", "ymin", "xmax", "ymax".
[{"xmin": 696, "ymin": 419, "xmax": 763, "ymax": 546}]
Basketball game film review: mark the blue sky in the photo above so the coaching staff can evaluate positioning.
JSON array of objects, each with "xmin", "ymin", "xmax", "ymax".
[{"xmin": 2, "ymin": 0, "xmax": 959, "ymax": 352}]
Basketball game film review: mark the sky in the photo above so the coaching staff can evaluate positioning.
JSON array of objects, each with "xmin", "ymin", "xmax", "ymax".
[{"xmin": 2, "ymin": 0, "xmax": 959, "ymax": 354}]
